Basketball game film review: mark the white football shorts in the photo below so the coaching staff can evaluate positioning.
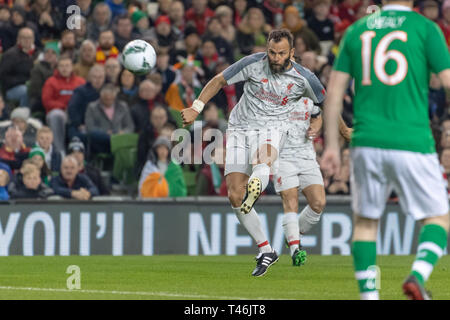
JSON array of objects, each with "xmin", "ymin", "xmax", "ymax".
[
  {"xmin": 273, "ymin": 158, "xmax": 323, "ymax": 193},
  {"xmin": 224, "ymin": 128, "xmax": 286, "ymax": 176},
  {"xmin": 350, "ymin": 147, "xmax": 449, "ymax": 221}
]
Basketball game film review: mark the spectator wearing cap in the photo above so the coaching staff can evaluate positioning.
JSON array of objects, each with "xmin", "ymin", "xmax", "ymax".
[
  {"xmin": 68, "ymin": 64, "xmax": 106, "ymax": 145},
  {"xmin": 440, "ymin": 0, "xmax": 450, "ymax": 47},
  {"xmin": 0, "ymin": 126, "xmax": 30, "ymax": 172},
  {"xmin": 149, "ymin": 15, "xmax": 178, "ymax": 49},
  {"xmin": 185, "ymin": 0, "xmax": 214, "ymax": 36},
  {"xmin": 0, "ymin": 161, "xmax": 12, "ymax": 200},
  {"xmin": 96, "ymin": 30, "xmax": 119, "ymax": 64},
  {"xmin": 422, "ymin": 0, "xmax": 440, "ymax": 22},
  {"xmin": 131, "ymin": 9, "xmax": 152, "ymax": 38},
  {"xmin": 87, "ymin": 2, "xmax": 112, "ymax": 41},
  {"xmin": 68, "ymin": 137, "xmax": 111, "ymax": 195},
  {"xmin": 28, "ymin": 145, "xmax": 51, "ymax": 185},
  {"xmin": 50, "ymin": 155, "xmax": 99, "ymax": 200},
  {"xmin": 73, "ymin": 39, "xmax": 97, "ymax": 80},
  {"xmin": 138, "ymin": 135, "xmax": 187, "ymax": 198},
  {"xmin": 28, "ymin": 41, "xmax": 59, "ymax": 117},
  {"xmin": 0, "ymin": 107, "xmax": 42, "ymax": 148},
  {"xmin": 113, "ymin": 14, "xmax": 139, "ymax": 51},
  {"xmin": 0, "ymin": 27, "xmax": 40, "ymax": 107},
  {"xmin": 85, "ymin": 83, "xmax": 135, "ymax": 155},
  {"xmin": 42, "ymin": 55, "xmax": 86, "ymax": 153},
  {"xmin": 35, "ymin": 126, "xmax": 62, "ymax": 174}
]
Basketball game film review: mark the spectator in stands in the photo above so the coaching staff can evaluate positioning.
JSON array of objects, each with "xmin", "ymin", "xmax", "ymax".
[
  {"xmin": 73, "ymin": 39, "xmax": 97, "ymax": 80},
  {"xmin": 96, "ymin": 29, "xmax": 119, "ymax": 64},
  {"xmin": 104, "ymin": 57, "xmax": 122, "ymax": 85},
  {"xmin": 196, "ymin": 145, "xmax": 226, "ymax": 196},
  {"xmin": 261, "ymin": 0, "xmax": 284, "ymax": 28},
  {"xmin": 113, "ymin": 14, "xmax": 138, "ymax": 51},
  {"xmin": 0, "ymin": 126, "xmax": 30, "ymax": 172},
  {"xmin": 85, "ymin": 83, "xmax": 135, "ymax": 155},
  {"xmin": 282, "ymin": 6, "xmax": 321, "ymax": 55},
  {"xmin": 68, "ymin": 136, "xmax": 110, "ymax": 195},
  {"xmin": 197, "ymin": 38, "xmax": 224, "ymax": 83},
  {"xmin": 42, "ymin": 55, "xmax": 86, "ymax": 153},
  {"xmin": 87, "ymin": 2, "xmax": 112, "ymax": 40},
  {"xmin": 76, "ymin": 0, "xmax": 93, "ymax": 18},
  {"xmin": 28, "ymin": 145, "xmax": 51, "ymax": 185},
  {"xmin": 117, "ymin": 68, "xmax": 139, "ymax": 107},
  {"xmin": 0, "ymin": 5, "xmax": 11, "ymax": 28},
  {"xmin": 28, "ymin": 41, "xmax": 59, "ymax": 116},
  {"xmin": 204, "ymin": 16, "xmax": 234, "ymax": 64},
  {"xmin": 138, "ymin": 135, "xmax": 187, "ymax": 198},
  {"xmin": 307, "ymin": 0, "xmax": 335, "ymax": 48},
  {"xmin": 59, "ymin": 29, "xmax": 77, "ymax": 61},
  {"xmin": 215, "ymin": 5, "xmax": 236, "ymax": 44},
  {"xmin": 0, "ymin": 27, "xmax": 39, "ymax": 107},
  {"xmin": 422, "ymin": 0, "xmax": 439, "ymax": 23},
  {"xmin": 169, "ymin": 0, "xmax": 186, "ymax": 39},
  {"xmin": 26, "ymin": 0, "xmax": 62, "ymax": 40},
  {"xmin": 165, "ymin": 58, "xmax": 202, "ymax": 112},
  {"xmin": 0, "ymin": 161, "xmax": 11, "ymax": 200},
  {"xmin": 0, "ymin": 6, "xmax": 40, "ymax": 52},
  {"xmin": 235, "ymin": 7, "xmax": 272, "ymax": 58},
  {"xmin": 105, "ymin": 0, "xmax": 127, "ymax": 20},
  {"xmin": 50, "ymin": 155, "xmax": 99, "ymax": 199},
  {"xmin": 148, "ymin": 15, "xmax": 178, "ymax": 50},
  {"xmin": 147, "ymin": 73, "xmax": 166, "ymax": 104},
  {"xmin": 131, "ymin": 80, "xmax": 161, "ymax": 133},
  {"xmin": 35, "ymin": 126, "xmax": 62, "ymax": 174},
  {"xmin": 0, "ymin": 107, "xmax": 42, "ymax": 148},
  {"xmin": 301, "ymin": 50, "xmax": 320, "ymax": 74},
  {"xmin": 154, "ymin": 49, "xmax": 176, "ymax": 95},
  {"xmin": 233, "ymin": 0, "xmax": 248, "ymax": 27},
  {"xmin": 202, "ymin": 102, "xmax": 227, "ymax": 134},
  {"xmin": 157, "ymin": 0, "xmax": 173, "ymax": 16},
  {"xmin": 74, "ymin": 15, "xmax": 88, "ymax": 48},
  {"xmin": 171, "ymin": 25, "xmax": 202, "ymax": 64},
  {"xmin": 185, "ymin": 0, "xmax": 214, "ymax": 36},
  {"xmin": 137, "ymin": 104, "xmax": 172, "ymax": 172},
  {"xmin": 131, "ymin": 9, "xmax": 152, "ymax": 38},
  {"xmin": 8, "ymin": 161, "xmax": 53, "ymax": 199}
]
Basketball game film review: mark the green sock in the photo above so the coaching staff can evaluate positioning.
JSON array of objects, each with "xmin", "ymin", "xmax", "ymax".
[
  {"xmin": 352, "ymin": 241, "xmax": 378, "ymax": 299},
  {"xmin": 410, "ymin": 224, "xmax": 447, "ymax": 286}
]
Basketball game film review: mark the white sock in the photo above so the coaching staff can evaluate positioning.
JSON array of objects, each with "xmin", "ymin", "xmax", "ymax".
[
  {"xmin": 282, "ymin": 212, "xmax": 300, "ymax": 256},
  {"xmin": 249, "ymin": 163, "xmax": 270, "ymax": 192},
  {"xmin": 298, "ymin": 205, "xmax": 322, "ymax": 234},
  {"xmin": 360, "ymin": 291, "xmax": 379, "ymax": 300},
  {"xmin": 232, "ymin": 206, "xmax": 272, "ymax": 253}
]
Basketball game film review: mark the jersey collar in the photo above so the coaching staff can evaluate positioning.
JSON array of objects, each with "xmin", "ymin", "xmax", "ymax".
[{"xmin": 382, "ymin": 4, "xmax": 412, "ymax": 11}]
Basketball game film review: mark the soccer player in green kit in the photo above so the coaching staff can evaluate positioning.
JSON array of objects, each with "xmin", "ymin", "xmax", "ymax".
[{"xmin": 321, "ymin": 0, "xmax": 450, "ymax": 300}]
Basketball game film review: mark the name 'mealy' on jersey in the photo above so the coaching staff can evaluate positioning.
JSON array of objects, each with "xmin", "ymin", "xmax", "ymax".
[
  {"xmin": 281, "ymin": 97, "xmax": 321, "ymax": 160},
  {"xmin": 222, "ymin": 52, "xmax": 325, "ymax": 129}
]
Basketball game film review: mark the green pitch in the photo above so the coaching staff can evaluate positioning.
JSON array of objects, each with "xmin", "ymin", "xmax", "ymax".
[{"xmin": 0, "ymin": 255, "xmax": 449, "ymax": 300}]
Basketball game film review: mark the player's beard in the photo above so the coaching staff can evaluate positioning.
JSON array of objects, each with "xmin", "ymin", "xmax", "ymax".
[{"xmin": 268, "ymin": 56, "xmax": 291, "ymax": 74}]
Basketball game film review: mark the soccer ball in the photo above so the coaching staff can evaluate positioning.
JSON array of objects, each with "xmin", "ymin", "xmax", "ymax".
[{"xmin": 121, "ymin": 40, "xmax": 156, "ymax": 75}]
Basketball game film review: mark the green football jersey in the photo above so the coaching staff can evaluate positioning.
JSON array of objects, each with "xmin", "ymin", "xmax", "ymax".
[{"xmin": 334, "ymin": 5, "xmax": 450, "ymax": 153}]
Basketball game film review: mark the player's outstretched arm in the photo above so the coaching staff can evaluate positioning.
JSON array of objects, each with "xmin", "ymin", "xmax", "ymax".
[{"xmin": 181, "ymin": 73, "xmax": 228, "ymax": 126}]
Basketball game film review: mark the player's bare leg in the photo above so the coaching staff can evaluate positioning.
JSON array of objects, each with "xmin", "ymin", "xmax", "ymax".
[
  {"xmin": 240, "ymin": 143, "xmax": 278, "ymax": 214},
  {"xmin": 280, "ymin": 187, "xmax": 306, "ymax": 266},
  {"xmin": 403, "ymin": 213, "xmax": 450, "ymax": 300},
  {"xmin": 227, "ymin": 172, "xmax": 278, "ymax": 276}
]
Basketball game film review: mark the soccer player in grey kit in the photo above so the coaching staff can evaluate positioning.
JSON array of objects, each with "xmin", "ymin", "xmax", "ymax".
[{"xmin": 181, "ymin": 29, "xmax": 325, "ymax": 277}]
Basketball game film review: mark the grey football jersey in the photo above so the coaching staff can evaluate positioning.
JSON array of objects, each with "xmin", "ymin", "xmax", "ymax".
[
  {"xmin": 222, "ymin": 52, "xmax": 325, "ymax": 129},
  {"xmin": 280, "ymin": 97, "xmax": 321, "ymax": 161}
]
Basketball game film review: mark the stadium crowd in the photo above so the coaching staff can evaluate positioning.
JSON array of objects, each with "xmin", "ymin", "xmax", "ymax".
[{"xmin": 0, "ymin": 0, "xmax": 448, "ymax": 199}]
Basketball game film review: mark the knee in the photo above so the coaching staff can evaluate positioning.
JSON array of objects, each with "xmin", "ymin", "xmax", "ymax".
[
  {"xmin": 309, "ymin": 197, "xmax": 326, "ymax": 213},
  {"xmin": 283, "ymin": 196, "xmax": 299, "ymax": 213},
  {"xmin": 227, "ymin": 185, "xmax": 245, "ymax": 208}
]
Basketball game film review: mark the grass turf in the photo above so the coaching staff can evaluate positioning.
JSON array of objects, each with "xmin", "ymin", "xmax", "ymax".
[{"xmin": 0, "ymin": 255, "xmax": 449, "ymax": 300}]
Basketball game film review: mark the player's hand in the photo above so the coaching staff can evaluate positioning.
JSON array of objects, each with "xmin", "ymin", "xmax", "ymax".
[
  {"xmin": 343, "ymin": 128, "xmax": 353, "ymax": 142},
  {"xmin": 181, "ymin": 107, "xmax": 199, "ymax": 127},
  {"xmin": 320, "ymin": 147, "xmax": 341, "ymax": 178},
  {"xmin": 306, "ymin": 126, "xmax": 320, "ymax": 140}
]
